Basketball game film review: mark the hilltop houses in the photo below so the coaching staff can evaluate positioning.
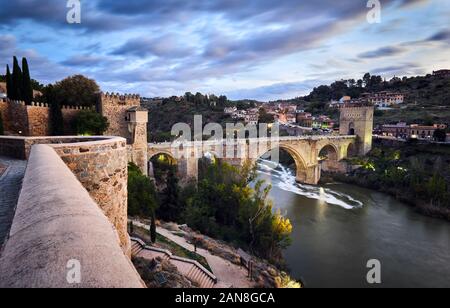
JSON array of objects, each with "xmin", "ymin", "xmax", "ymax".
[
  {"xmin": 380, "ymin": 122, "xmax": 447, "ymax": 140},
  {"xmin": 330, "ymin": 91, "xmax": 404, "ymax": 109}
]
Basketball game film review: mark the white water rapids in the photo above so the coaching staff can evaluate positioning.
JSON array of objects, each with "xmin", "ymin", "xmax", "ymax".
[{"xmin": 256, "ymin": 159, "xmax": 363, "ymax": 210}]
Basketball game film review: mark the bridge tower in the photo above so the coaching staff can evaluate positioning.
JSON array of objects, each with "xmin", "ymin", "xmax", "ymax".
[
  {"xmin": 99, "ymin": 92, "xmax": 148, "ymax": 174},
  {"xmin": 339, "ymin": 105, "xmax": 374, "ymax": 155}
]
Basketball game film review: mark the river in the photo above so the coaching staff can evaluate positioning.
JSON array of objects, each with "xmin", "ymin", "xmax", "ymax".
[{"xmin": 256, "ymin": 160, "xmax": 450, "ymax": 288}]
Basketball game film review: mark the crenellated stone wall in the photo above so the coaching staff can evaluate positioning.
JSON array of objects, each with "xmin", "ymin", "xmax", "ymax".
[
  {"xmin": 0, "ymin": 99, "xmax": 92, "ymax": 136},
  {"xmin": 99, "ymin": 93, "xmax": 140, "ymax": 139}
]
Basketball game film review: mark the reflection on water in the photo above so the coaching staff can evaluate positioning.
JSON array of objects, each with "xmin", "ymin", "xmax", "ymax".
[{"xmin": 256, "ymin": 159, "xmax": 450, "ymax": 288}]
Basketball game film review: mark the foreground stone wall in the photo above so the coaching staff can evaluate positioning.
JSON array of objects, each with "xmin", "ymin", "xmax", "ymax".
[
  {"xmin": 0, "ymin": 145, "xmax": 143, "ymax": 288},
  {"xmin": 50, "ymin": 137, "xmax": 130, "ymax": 255},
  {"xmin": 0, "ymin": 136, "xmax": 131, "ymax": 256}
]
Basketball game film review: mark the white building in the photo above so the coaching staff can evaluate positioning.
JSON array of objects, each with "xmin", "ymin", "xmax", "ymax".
[
  {"xmin": 224, "ymin": 106, "xmax": 238, "ymax": 114},
  {"xmin": 363, "ymin": 92, "xmax": 404, "ymax": 108}
]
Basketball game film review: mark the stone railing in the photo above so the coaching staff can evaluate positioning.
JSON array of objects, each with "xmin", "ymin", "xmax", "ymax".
[
  {"xmin": 0, "ymin": 145, "xmax": 143, "ymax": 288},
  {"xmin": 0, "ymin": 136, "xmax": 131, "ymax": 255}
]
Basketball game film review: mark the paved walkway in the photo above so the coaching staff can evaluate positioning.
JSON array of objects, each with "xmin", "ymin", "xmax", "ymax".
[
  {"xmin": 132, "ymin": 220, "xmax": 255, "ymax": 288},
  {"xmin": 0, "ymin": 157, "xmax": 27, "ymax": 250}
]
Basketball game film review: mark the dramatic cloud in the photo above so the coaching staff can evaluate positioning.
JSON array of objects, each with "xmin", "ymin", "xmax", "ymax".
[
  {"xmin": 0, "ymin": 0, "xmax": 447, "ymax": 100},
  {"xmin": 358, "ymin": 47, "xmax": 406, "ymax": 59}
]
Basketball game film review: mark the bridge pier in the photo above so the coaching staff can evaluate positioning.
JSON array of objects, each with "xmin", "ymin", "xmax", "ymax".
[
  {"xmin": 177, "ymin": 157, "xmax": 198, "ymax": 184},
  {"xmin": 299, "ymin": 164, "xmax": 321, "ymax": 185}
]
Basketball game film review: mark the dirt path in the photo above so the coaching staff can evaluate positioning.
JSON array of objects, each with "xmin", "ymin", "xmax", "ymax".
[{"xmin": 131, "ymin": 220, "xmax": 255, "ymax": 288}]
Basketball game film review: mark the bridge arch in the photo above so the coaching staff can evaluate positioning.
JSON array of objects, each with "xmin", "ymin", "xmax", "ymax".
[
  {"xmin": 318, "ymin": 143, "xmax": 339, "ymax": 162},
  {"xmin": 318, "ymin": 143, "xmax": 341, "ymax": 173},
  {"xmin": 259, "ymin": 144, "xmax": 309, "ymax": 183},
  {"xmin": 148, "ymin": 151, "xmax": 178, "ymax": 181},
  {"xmin": 347, "ymin": 142, "xmax": 357, "ymax": 157}
]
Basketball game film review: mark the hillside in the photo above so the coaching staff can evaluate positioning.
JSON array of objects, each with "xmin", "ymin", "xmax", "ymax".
[
  {"xmin": 272, "ymin": 72, "xmax": 450, "ymax": 125},
  {"xmin": 144, "ymin": 94, "xmax": 258, "ymax": 142}
]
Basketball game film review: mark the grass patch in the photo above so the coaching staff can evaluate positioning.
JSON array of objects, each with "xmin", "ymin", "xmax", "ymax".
[{"xmin": 132, "ymin": 226, "xmax": 212, "ymax": 272}]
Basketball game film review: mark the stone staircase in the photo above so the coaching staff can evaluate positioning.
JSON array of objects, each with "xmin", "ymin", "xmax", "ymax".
[{"xmin": 130, "ymin": 237, "xmax": 217, "ymax": 288}]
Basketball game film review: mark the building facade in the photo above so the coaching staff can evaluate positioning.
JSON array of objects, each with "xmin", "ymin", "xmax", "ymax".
[{"xmin": 381, "ymin": 123, "xmax": 448, "ymax": 140}]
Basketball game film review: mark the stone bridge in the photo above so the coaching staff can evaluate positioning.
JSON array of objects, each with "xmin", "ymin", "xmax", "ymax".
[{"xmin": 148, "ymin": 135, "xmax": 358, "ymax": 185}]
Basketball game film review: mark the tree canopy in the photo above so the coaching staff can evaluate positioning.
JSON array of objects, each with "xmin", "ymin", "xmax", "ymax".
[
  {"xmin": 53, "ymin": 75, "xmax": 100, "ymax": 107},
  {"xmin": 73, "ymin": 110, "xmax": 109, "ymax": 135}
]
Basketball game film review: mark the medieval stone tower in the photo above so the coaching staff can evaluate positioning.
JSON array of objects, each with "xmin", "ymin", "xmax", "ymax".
[
  {"xmin": 339, "ymin": 105, "xmax": 374, "ymax": 155},
  {"xmin": 99, "ymin": 93, "xmax": 148, "ymax": 175}
]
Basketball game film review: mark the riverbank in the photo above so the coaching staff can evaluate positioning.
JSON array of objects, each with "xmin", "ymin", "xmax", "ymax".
[
  {"xmin": 321, "ymin": 172, "xmax": 450, "ymax": 221},
  {"xmin": 131, "ymin": 218, "xmax": 301, "ymax": 288}
]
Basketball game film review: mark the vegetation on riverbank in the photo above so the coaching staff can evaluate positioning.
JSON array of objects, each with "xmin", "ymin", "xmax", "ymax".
[
  {"xmin": 131, "ymin": 225, "xmax": 211, "ymax": 271},
  {"xmin": 128, "ymin": 159, "xmax": 293, "ymax": 264},
  {"xmin": 330, "ymin": 141, "xmax": 450, "ymax": 221}
]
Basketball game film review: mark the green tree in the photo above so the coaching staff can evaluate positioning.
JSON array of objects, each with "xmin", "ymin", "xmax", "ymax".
[
  {"xmin": 73, "ymin": 110, "xmax": 109, "ymax": 135},
  {"xmin": 11, "ymin": 56, "xmax": 22, "ymax": 100},
  {"xmin": 183, "ymin": 160, "xmax": 292, "ymax": 260},
  {"xmin": 150, "ymin": 211, "xmax": 157, "ymax": 243},
  {"xmin": 21, "ymin": 58, "xmax": 33, "ymax": 105},
  {"xmin": 128, "ymin": 163, "xmax": 159, "ymax": 217},
  {"xmin": 157, "ymin": 168, "xmax": 182, "ymax": 222},
  {"xmin": 5, "ymin": 65, "xmax": 12, "ymax": 99},
  {"xmin": 43, "ymin": 85, "xmax": 64, "ymax": 135},
  {"xmin": 259, "ymin": 108, "xmax": 275, "ymax": 124},
  {"xmin": 53, "ymin": 75, "xmax": 100, "ymax": 107}
]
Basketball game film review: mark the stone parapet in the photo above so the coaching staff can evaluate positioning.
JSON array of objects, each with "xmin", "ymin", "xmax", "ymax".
[
  {"xmin": 0, "ymin": 145, "xmax": 143, "ymax": 288},
  {"xmin": 0, "ymin": 136, "xmax": 131, "ymax": 256}
]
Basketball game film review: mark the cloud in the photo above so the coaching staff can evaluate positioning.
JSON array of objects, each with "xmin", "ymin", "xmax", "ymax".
[
  {"xmin": 425, "ymin": 30, "xmax": 450, "ymax": 43},
  {"xmin": 0, "ymin": 0, "xmax": 447, "ymax": 100},
  {"xmin": 61, "ymin": 55, "xmax": 108, "ymax": 67},
  {"xmin": 358, "ymin": 46, "xmax": 406, "ymax": 59},
  {"xmin": 112, "ymin": 35, "xmax": 195, "ymax": 59},
  {"xmin": 370, "ymin": 63, "xmax": 421, "ymax": 75},
  {"xmin": 226, "ymin": 80, "xmax": 322, "ymax": 101}
]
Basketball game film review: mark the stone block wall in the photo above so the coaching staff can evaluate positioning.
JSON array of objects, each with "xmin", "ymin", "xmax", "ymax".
[
  {"xmin": 26, "ymin": 104, "xmax": 50, "ymax": 136},
  {"xmin": 0, "ymin": 144, "xmax": 143, "ymax": 288},
  {"xmin": 99, "ymin": 93, "xmax": 140, "ymax": 139},
  {"xmin": 50, "ymin": 137, "xmax": 130, "ymax": 256},
  {"xmin": 0, "ymin": 136, "xmax": 131, "ymax": 256},
  {"xmin": 0, "ymin": 99, "xmax": 90, "ymax": 137}
]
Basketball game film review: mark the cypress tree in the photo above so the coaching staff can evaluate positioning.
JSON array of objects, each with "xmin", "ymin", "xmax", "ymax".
[
  {"xmin": 6, "ymin": 65, "xmax": 12, "ymax": 99},
  {"xmin": 150, "ymin": 211, "xmax": 157, "ymax": 243},
  {"xmin": 21, "ymin": 57, "xmax": 33, "ymax": 105},
  {"xmin": 46, "ymin": 85, "xmax": 64, "ymax": 135},
  {"xmin": 11, "ymin": 56, "xmax": 23, "ymax": 101}
]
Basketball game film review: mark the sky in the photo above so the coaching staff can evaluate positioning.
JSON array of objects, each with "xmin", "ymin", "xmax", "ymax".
[{"xmin": 0, "ymin": 0, "xmax": 449, "ymax": 101}]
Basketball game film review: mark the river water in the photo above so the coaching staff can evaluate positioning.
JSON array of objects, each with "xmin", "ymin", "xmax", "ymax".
[{"xmin": 256, "ymin": 160, "xmax": 450, "ymax": 288}]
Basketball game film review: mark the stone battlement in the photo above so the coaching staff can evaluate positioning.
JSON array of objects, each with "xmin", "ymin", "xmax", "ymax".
[
  {"xmin": 101, "ymin": 92, "xmax": 140, "ymax": 100},
  {"xmin": 0, "ymin": 98, "xmax": 92, "ymax": 110}
]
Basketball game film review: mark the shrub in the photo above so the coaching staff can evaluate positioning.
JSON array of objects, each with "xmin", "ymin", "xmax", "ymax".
[{"xmin": 73, "ymin": 110, "xmax": 109, "ymax": 136}]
